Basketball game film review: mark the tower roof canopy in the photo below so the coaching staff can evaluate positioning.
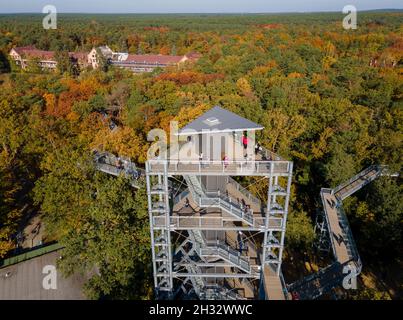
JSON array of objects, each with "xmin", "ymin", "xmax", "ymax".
[{"xmin": 178, "ymin": 106, "xmax": 264, "ymax": 136}]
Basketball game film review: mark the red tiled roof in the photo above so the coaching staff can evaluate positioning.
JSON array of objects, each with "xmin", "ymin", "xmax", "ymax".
[
  {"xmin": 12, "ymin": 46, "xmax": 36, "ymax": 55},
  {"xmin": 69, "ymin": 52, "xmax": 87, "ymax": 61},
  {"xmin": 12, "ymin": 46, "xmax": 89, "ymax": 63},
  {"xmin": 13, "ymin": 46, "xmax": 55, "ymax": 60},
  {"xmin": 125, "ymin": 54, "xmax": 185, "ymax": 65}
]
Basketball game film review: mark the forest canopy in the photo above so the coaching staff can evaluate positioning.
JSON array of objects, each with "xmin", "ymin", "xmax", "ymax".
[{"xmin": 0, "ymin": 12, "xmax": 401, "ymax": 299}]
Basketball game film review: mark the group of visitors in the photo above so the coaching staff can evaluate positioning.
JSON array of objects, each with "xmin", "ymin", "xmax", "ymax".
[
  {"xmin": 237, "ymin": 197, "xmax": 252, "ymax": 216},
  {"xmin": 113, "ymin": 156, "xmax": 140, "ymax": 179},
  {"xmin": 333, "ymin": 232, "xmax": 345, "ymax": 246},
  {"xmin": 326, "ymin": 198, "xmax": 337, "ymax": 209}
]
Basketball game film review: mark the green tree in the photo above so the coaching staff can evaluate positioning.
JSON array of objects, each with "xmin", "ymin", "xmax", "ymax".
[
  {"xmin": 285, "ymin": 210, "xmax": 315, "ymax": 249},
  {"xmin": 323, "ymin": 143, "xmax": 357, "ymax": 188},
  {"xmin": 0, "ymin": 51, "xmax": 10, "ymax": 73},
  {"xmin": 34, "ymin": 142, "xmax": 152, "ymax": 299},
  {"xmin": 349, "ymin": 177, "xmax": 402, "ymax": 260},
  {"xmin": 55, "ymin": 51, "xmax": 74, "ymax": 75},
  {"xmin": 96, "ymin": 48, "xmax": 109, "ymax": 72}
]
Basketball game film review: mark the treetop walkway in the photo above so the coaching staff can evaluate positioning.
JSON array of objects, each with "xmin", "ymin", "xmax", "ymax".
[
  {"xmin": 288, "ymin": 165, "xmax": 389, "ymax": 300},
  {"xmin": 93, "ymin": 150, "xmax": 144, "ymax": 188}
]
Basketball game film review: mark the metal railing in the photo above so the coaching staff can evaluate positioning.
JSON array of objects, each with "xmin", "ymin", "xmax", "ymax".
[
  {"xmin": 258, "ymin": 146, "xmax": 284, "ymax": 161},
  {"xmin": 335, "ymin": 204, "xmax": 362, "ymax": 270},
  {"xmin": 333, "ymin": 165, "xmax": 381, "ymax": 200},
  {"xmin": 185, "ymin": 176, "xmax": 255, "ymax": 225},
  {"xmin": 279, "ymin": 271, "xmax": 290, "ymax": 300},
  {"xmin": 320, "ymin": 189, "xmax": 338, "ymax": 260},
  {"xmin": 200, "ymin": 241, "xmax": 251, "ymax": 273},
  {"xmin": 227, "ymin": 176, "xmax": 262, "ymax": 207},
  {"xmin": 147, "ymin": 159, "xmax": 291, "ymax": 176},
  {"xmin": 94, "ymin": 151, "xmax": 143, "ymax": 185},
  {"xmin": 153, "ymin": 215, "xmax": 283, "ymax": 230}
]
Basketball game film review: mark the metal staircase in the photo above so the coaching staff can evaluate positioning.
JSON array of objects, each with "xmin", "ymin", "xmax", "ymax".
[
  {"xmin": 200, "ymin": 242, "xmax": 251, "ymax": 273},
  {"xmin": 187, "ymin": 264, "xmax": 206, "ymax": 297},
  {"xmin": 199, "ymin": 285, "xmax": 245, "ymax": 300},
  {"xmin": 184, "ymin": 175, "xmax": 254, "ymax": 226},
  {"xmin": 174, "ymin": 231, "xmax": 243, "ymax": 300},
  {"xmin": 187, "ymin": 230, "xmax": 252, "ymax": 273}
]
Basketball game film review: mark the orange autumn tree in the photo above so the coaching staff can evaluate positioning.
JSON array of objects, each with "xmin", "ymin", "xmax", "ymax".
[
  {"xmin": 43, "ymin": 92, "xmax": 57, "ymax": 115},
  {"xmin": 45, "ymin": 77, "xmax": 100, "ymax": 117},
  {"xmin": 156, "ymin": 71, "xmax": 224, "ymax": 85}
]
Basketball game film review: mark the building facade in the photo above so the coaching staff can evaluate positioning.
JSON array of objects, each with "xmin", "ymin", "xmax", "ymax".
[
  {"xmin": 9, "ymin": 46, "xmax": 89, "ymax": 71},
  {"xmin": 10, "ymin": 45, "xmax": 200, "ymax": 74},
  {"xmin": 88, "ymin": 45, "xmax": 201, "ymax": 73}
]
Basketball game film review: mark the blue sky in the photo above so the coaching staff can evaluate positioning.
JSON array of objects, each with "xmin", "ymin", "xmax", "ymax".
[{"xmin": 0, "ymin": 0, "xmax": 402, "ymax": 13}]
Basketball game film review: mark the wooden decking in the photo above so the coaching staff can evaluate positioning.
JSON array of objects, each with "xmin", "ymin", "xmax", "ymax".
[
  {"xmin": 321, "ymin": 190, "xmax": 350, "ymax": 264},
  {"xmin": 224, "ymin": 267, "xmax": 256, "ymax": 299},
  {"xmin": 263, "ymin": 265, "xmax": 285, "ymax": 300},
  {"xmin": 334, "ymin": 167, "xmax": 381, "ymax": 201}
]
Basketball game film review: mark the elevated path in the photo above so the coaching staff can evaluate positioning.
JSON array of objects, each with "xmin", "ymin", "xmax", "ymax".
[
  {"xmin": 93, "ymin": 151, "xmax": 143, "ymax": 188},
  {"xmin": 262, "ymin": 265, "xmax": 287, "ymax": 300},
  {"xmin": 288, "ymin": 165, "xmax": 388, "ymax": 299}
]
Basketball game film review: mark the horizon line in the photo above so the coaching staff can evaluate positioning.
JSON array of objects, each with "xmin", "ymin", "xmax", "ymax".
[{"xmin": 0, "ymin": 8, "xmax": 402, "ymax": 15}]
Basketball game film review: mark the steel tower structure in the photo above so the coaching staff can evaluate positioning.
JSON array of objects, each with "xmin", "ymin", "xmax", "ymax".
[{"xmin": 146, "ymin": 106, "xmax": 293, "ymax": 300}]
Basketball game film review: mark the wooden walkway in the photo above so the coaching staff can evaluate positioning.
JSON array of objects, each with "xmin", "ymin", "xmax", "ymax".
[
  {"xmin": 334, "ymin": 166, "xmax": 382, "ymax": 201},
  {"xmin": 263, "ymin": 265, "xmax": 285, "ymax": 300},
  {"xmin": 321, "ymin": 190, "xmax": 350, "ymax": 264},
  {"xmin": 321, "ymin": 165, "xmax": 384, "ymax": 264}
]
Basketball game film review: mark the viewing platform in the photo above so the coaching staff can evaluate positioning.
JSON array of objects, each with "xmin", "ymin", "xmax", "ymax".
[{"xmin": 146, "ymin": 159, "xmax": 291, "ymax": 177}]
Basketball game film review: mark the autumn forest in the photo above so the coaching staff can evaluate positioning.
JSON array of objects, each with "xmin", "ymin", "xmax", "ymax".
[{"xmin": 0, "ymin": 12, "xmax": 402, "ymax": 299}]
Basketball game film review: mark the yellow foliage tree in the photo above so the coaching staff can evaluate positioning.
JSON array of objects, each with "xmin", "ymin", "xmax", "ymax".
[
  {"xmin": 261, "ymin": 109, "xmax": 306, "ymax": 156},
  {"xmin": 311, "ymin": 127, "xmax": 334, "ymax": 159},
  {"xmin": 91, "ymin": 126, "xmax": 148, "ymax": 164},
  {"xmin": 236, "ymin": 77, "xmax": 253, "ymax": 97}
]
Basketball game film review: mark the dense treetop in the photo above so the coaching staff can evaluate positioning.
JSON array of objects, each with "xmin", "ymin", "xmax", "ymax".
[{"xmin": 0, "ymin": 12, "xmax": 401, "ymax": 299}]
